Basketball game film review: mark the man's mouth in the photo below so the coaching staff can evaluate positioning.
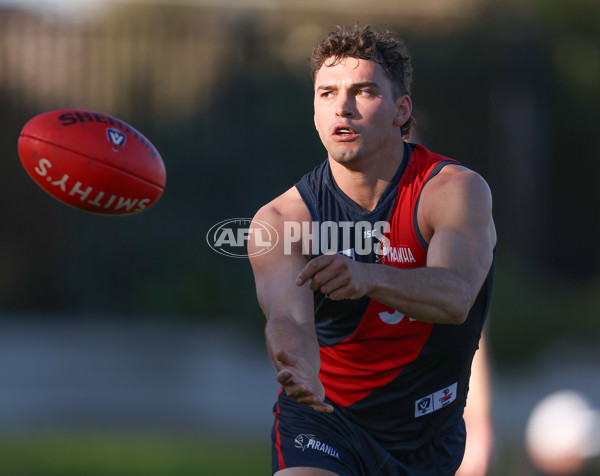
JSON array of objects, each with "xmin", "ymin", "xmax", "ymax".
[{"xmin": 333, "ymin": 125, "xmax": 357, "ymax": 136}]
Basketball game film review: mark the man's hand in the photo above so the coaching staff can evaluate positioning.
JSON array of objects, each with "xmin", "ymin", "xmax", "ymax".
[
  {"xmin": 276, "ymin": 350, "xmax": 334, "ymax": 413},
  {"xmin": 296, "ymin": 254, "xmax": 370, "ymax": 301}
]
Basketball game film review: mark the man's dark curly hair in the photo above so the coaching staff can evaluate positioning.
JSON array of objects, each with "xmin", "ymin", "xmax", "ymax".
[{"xmin": 310, "ymin": 24, "xmax": 414, "ymax": 137}]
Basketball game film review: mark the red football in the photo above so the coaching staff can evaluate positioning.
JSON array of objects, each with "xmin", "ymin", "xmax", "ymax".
[{"xmin": 18, "ymin": 109, "xmax": 166, "ymax": 215}]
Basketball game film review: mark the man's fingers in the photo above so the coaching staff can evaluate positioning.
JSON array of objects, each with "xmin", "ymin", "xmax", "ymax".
[
  {"xmin": 288, "ymin": 386, "xmax": 333, "ymax": 413},
  {"xmin": 276, "ymin": 350, "xmax": 297, "ymax": 367},
  {"xmin": 318, "ymin": 273, "xmax": 352, "ymax": 296},
  {"xmin": 299, "ymin": 394, "xmax": 334, "ymax": 413},
  {"xmin": 276, "ymin": 368, "xmax": 292, "ymax": 385},
  {"xmin": 296, "ymin": 255, "xmax": 356, "ymax": 298},
  {"xmin": 312, "ymin": 402, "xmax": 334, "ymax": 413},
  {"xmin": 273, "ymin": 349, "xmax": 334, "ymax": 413},
  {"xmin": 296, "ymin": 255, "xmax": 333, "ymax": 286}
]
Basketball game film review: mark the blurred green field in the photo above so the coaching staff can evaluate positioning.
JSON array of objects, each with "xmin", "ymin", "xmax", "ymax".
[
  {"xmin": 0, "ymin": 432, "xmax": 271, "ymax": 476},
  {"xmin": 0, "ymin": 434, "xmax": 536, "ymax": 476},
  {"xmin": 2, "ymin": 432, "xmax": 599, "ymax": 475}
]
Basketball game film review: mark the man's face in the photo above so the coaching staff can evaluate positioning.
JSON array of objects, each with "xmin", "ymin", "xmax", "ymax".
[{"xmin": 313, "ymin": 57, "xmax": 408, "ymax": 166}]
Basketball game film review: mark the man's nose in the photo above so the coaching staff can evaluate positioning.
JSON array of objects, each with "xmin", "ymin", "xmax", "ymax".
[{"xmin": 335, "ymin": 92, "xmax": 355, "ymax": 117}]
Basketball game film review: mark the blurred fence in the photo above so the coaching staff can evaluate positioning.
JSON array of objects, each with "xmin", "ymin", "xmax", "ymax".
[{"xmin": 0, "ymin": 7, "xmax": 231, "ymax": 124}]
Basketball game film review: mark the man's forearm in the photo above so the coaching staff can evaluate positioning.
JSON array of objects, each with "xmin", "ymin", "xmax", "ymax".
[
  {"xmin": 366, "ymin": 264, "xmax": 472, "ymax": 324},
  {"xmin": 265, "ymin": 314, "xmax": 321, "ymax": 373}
]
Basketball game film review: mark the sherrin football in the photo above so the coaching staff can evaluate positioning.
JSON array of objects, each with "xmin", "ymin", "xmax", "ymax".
[{"xmin": 18, "ymin": 109, "xmax": 166, "ymax": 215}]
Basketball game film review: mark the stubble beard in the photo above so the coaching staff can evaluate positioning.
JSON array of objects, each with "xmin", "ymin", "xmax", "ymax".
[
  {"xmin": 327, "ymin": 140, "xmax": 366, "ymax": 166},
  {"xmin": 330, "ymin": 150, "xmax": 358, "ymax": 165}
]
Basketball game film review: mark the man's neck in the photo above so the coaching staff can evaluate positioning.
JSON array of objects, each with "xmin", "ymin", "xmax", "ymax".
[{"xmin": 328, "ymin": 143, "xmax": 405, "ymax": 212}]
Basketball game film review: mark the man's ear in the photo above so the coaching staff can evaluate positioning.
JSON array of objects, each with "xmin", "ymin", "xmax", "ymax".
[{"xmin": 393, "ymin": 95, "xmax": 412, "ymax": 128}]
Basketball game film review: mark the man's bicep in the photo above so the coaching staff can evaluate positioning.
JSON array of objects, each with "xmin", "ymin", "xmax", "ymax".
[
  {"xmin": 425, "ymin": 171, "xmax": 495, "ymax": 296},
  {"xmin": 427, "ymin": 226, "xmax": 493, "ymax": 290}
]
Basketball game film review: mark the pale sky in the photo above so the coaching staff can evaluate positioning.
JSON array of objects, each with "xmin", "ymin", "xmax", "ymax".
[{"xmin": 0, "ymin": 0, "xmax": 113, "ymax": 17}]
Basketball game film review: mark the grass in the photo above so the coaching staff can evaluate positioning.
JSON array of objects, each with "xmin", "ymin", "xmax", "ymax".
[
  {"xmin": 3, "ymin": 431, "xmax": 598, "ymax": 475},
  {"xmin": 0, "ymin": 432, "xmax": 271, "ymax": 476}
]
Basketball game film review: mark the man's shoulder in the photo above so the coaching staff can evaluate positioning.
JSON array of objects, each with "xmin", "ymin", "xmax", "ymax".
[
  {"xmin": 249, "ymin": 187, "xmax": 312, "ymax": 267},
  {"xmin": 411, "ymin": 143, "xmax": 459, "ymax": 170},
  {"xmin": 429, "ymin": 162, "xmax": 489, "ymax": 192},
  {"xmin": 410, "ymin": 143, "xmax": 487, "ymax": 190},
  {"xmin": 253, "ymin": 186, "xmax": 311, "ymax": 227}
]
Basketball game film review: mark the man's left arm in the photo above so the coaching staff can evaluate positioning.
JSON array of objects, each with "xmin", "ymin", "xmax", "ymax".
[{"xmin": 296, "ymin": 166, "xmax": 496, "ymax": 325}]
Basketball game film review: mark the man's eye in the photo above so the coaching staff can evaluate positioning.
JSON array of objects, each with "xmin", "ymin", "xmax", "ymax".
[
  {"xmin": 321, "ymin": 91, "xmax": 334, "ymax": 98},
  {"xmin": 357, "ymin": 89, "xmax": 372, "ymax": 96}
]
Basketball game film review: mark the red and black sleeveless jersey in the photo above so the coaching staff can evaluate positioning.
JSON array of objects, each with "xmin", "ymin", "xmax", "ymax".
[{"xmin": 295, "ymin": 142, "xmax": 495, "ymax": 451}]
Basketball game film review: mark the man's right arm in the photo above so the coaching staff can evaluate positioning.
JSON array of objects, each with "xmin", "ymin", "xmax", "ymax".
[{"xmin": 249, "ymin": 188, "xmax": 333, "ymax": 413}]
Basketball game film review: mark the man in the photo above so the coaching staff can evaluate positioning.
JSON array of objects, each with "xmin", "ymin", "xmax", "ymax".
[{"xmin": 249, "ymin": 24, "xmax": 496, "ymax": 475}]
